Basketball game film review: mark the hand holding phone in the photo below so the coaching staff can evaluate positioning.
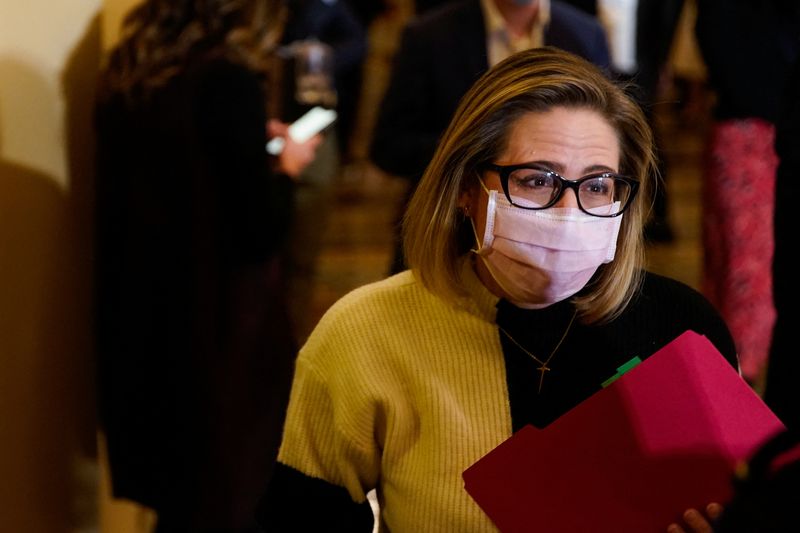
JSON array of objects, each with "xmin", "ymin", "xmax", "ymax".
[{"xmin": 266, "ymin": 106, "xmax": 337, "ymax": 155}]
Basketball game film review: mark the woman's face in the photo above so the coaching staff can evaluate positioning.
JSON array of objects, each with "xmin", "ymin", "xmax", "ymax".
[{"xmin": 463, "ymin": 106, "xmax": 621, "ymax": 299}]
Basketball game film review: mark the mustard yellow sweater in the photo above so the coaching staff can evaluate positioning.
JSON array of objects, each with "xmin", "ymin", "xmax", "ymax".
[
  {"xmin": 272, "ymin": 263, "xmax": 506, "ymax": 532},
  {"xmin": 258, "ymin": 261, "xmax": 737, "ymax": 532}
]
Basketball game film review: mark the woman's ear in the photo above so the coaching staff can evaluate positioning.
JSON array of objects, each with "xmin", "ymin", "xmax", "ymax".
[{"xmin": 458, "ymin": 188, "xmax": 474, "ymax": 218}]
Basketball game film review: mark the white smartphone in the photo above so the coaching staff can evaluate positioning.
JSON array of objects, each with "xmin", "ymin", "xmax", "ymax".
[{"xmin": 266, "ymin": 106, "xmax": 337, "ymax": 155}]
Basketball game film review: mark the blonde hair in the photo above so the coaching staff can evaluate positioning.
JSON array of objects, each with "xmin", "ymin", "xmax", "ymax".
[{"xmin": 403, "ymin": 46, "xmax": 656, "ymax": 324}]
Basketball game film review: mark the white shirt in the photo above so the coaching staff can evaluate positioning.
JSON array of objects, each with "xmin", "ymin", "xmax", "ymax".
[
  {"xmin": 480, "ymin": 0, "xmax": 551, "ymax": 67},
  {"xmin": 597, "ymin": 0, "xmax": 639, "ymax": 74}
]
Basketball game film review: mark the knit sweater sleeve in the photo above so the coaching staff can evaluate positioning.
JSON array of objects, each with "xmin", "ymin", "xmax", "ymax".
[
  {"xmin": 278, "ymin": 354, "xmax": 382, "ymax": 494},
  {"xmin": 256, "ymin": 286, "xmax": 387, "ymax": 531},
  {"xmin": 257, "ymin": 269, "xmax": 507, "ymax": 532}
]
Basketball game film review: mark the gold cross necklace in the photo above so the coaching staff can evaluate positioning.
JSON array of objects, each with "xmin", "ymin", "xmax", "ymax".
[{"xmin": 498, "ymin": 309, "xmax": 578, "ymax": 394}]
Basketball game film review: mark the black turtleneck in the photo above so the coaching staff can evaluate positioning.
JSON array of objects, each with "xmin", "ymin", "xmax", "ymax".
[{"xmin": 495, "ymin": 271, "xmax": 738, "ymax": 431}]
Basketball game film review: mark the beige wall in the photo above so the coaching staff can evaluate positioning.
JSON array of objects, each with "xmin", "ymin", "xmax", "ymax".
[{"xmin": 0, "ymin": 0, "xmax": 132, "ymax": 531}]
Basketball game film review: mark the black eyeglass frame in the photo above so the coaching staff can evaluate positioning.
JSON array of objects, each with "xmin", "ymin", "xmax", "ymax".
[{"xmin": 482, "ymin": 163, "xmax": 640, "ymax": 218}]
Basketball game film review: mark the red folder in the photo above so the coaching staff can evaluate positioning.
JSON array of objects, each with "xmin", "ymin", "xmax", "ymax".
[{"xmin": 462, "ymin": 330, "xmax": 785, "ymax": 533}]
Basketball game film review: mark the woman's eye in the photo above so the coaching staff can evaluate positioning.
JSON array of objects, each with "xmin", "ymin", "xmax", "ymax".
[
  {"xmin": 513, "ymin": 171, "xmax": 554, "ymax": 188},
  {"xmin": 583, "ymin": 178, "xmax": 611, "ymax": 195}
]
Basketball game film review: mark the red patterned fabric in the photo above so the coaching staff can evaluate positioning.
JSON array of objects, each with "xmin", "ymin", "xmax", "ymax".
[{"xmin": 702, "ymin": 118, "xmax": 777, "ymax": 382}]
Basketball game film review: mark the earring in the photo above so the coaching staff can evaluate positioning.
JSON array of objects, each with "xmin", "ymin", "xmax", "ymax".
[{"xmin": 461, "ymin": 205, "xmax": 471, "ymax": 218}]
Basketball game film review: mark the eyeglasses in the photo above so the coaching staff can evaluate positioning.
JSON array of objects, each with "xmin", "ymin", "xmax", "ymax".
[{"xmin": 483, "ymin": 163, "xmax": 639, "ymax": 218}]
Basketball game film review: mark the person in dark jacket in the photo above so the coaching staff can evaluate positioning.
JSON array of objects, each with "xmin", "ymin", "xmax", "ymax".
[{"xmin": 94, "ymin": 1, "xmax": 321, "ymax": 531}]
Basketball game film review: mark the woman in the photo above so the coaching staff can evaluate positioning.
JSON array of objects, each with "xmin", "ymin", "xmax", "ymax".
[
  {"xmin": 94, "ymin": 1, "xmax": 320, "ymax": 531},
  {"xmin": 258, "ymin": 47, "xmax": 736, "ymax": 531}
]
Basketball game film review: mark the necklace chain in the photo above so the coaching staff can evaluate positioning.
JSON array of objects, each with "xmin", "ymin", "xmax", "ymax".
[{"xmin": 498, "ymin": 309, "xmax": 577, "ymax": 394}]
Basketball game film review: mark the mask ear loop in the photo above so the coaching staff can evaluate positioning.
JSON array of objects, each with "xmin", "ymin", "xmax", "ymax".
[
  {"xmin": 468, "ymin": 218, "xmax": 485, "ymax": 255},
  {"xmin": 468, "ymin": 178, "xmax": 522, "ymax": 300},
  {"xmin": 469, "ymin": 177, "xmax": 496, "ymax": 256}
]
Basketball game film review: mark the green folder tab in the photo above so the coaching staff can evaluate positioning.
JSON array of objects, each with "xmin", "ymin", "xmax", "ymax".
[{"xmin": 601, "ymin": 356, "xmax": 642, "ymax": 388}]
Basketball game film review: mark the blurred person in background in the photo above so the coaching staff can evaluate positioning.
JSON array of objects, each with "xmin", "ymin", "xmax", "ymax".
[
  {"xmin": 275, "ymin": 0, "xmax": 368, "ymax": 341},
  {"xmin": 277, "ymin": 0, "xmax": 367, "ymax": 158},
  {"xmin": 694, "ymin": 0, "xmax": 799, "ymax": 387},
  {"xmin": 764, "ymin": 48, "xmax": 800, "ymax": 431},
  {"xmin": 369, "ymin": 0, "xmax": 611, "ymax": 275},
  {"xmin": 93, "ymin": 1, "xmax": 321, "ymax": 531}
]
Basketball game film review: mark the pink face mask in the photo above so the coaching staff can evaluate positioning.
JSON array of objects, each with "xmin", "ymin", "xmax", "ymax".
[{"xmin": 471, "ymin": 188, "xmax": 622, "ymax": 309}]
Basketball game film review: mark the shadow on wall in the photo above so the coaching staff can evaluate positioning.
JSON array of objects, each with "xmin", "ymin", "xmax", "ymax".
[
  {"xmin": 62, "ymin": 9, "xmax": 102, "ymax": 462},
  {"xmin": 0, "ymin": 11, "xmax": 101, "ymax": 533}
]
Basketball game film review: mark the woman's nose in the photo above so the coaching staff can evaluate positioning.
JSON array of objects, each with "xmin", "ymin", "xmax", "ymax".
[{"xmin": 554, "ymin": 188, "xmax": 580, "ymax": 209}]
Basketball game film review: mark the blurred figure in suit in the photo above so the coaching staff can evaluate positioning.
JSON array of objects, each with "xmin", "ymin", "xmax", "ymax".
[{"xmin": 370, "ymin": 0, "xmax": 611, "ymax": 274}]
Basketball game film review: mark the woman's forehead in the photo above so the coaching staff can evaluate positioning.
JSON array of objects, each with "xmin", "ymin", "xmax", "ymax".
[{"xmin": 497, "ymin": 108, "xmax": 620, "ymax": 172}]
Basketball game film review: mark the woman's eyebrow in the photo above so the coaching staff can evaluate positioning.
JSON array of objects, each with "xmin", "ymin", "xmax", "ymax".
[
  {"xmin": 583, "ymin": 164, "xmax": 617, "ymax": 174},
  {"xmin": 525, "ymin": 160, "xmax": 617, "ymax": 175}
]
